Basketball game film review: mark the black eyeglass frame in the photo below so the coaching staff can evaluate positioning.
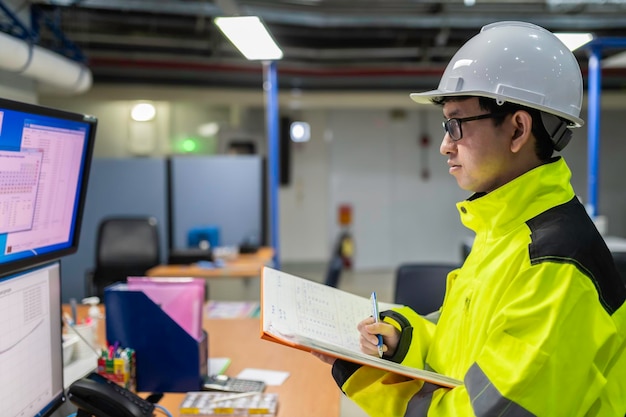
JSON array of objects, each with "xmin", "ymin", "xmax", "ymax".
[{"xmin": 442, "ymin": 112, "xmax": 509, "ymax": 141}]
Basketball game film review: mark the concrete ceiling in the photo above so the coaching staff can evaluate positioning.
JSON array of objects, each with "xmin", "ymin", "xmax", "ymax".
[{"xmin": 29, "ymin": 0, "xmax": 626, "ymax": 92}]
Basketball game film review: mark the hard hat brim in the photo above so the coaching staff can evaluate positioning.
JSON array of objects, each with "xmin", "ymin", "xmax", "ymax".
[{"xmin": 409, "ymin": 90, "xmax": 584, "ymax": 128}]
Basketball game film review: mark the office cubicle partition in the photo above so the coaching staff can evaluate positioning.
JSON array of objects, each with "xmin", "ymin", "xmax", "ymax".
[
  {"xmin": 60, "ymin": 156, "xmax": 265, "ymax": 302},
  {"xmin": 169, "ymin": 155, "xmax": 264, "ymax": 250},
  {"xmin": 60, "ymin": 158, "xmax": 169, "ymax": 302}
]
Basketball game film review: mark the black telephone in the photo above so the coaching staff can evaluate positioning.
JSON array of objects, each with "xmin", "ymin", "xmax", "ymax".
[{"xmin": 67, "ymin": 372, "xmax": 155, "ymax": 417}]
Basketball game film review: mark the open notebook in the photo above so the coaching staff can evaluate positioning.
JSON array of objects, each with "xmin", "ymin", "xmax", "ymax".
[{"xmin": 259, "ymin": 266, "xmax": 462, "ymax": 388}]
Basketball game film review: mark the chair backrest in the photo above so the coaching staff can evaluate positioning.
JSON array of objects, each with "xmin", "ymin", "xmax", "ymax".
[
  {"xmin": 97, "ymin": 217, "xmax": 160, "ymax": 266},
  {"xmin": 89, "ymin": 216, "xmax": 161, "ymax": 299},
  {"xmin": 394, "ymin": 263, "xmax": 459, "ymax": 315}
]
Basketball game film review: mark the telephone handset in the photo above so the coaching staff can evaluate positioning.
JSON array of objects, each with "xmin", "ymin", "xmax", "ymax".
[{"xmin": 67, "ymin": 372, "xmax": 155, "ymax": 417}]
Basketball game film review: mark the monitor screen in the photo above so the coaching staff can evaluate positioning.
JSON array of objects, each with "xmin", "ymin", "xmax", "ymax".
[
  {"xmin": 0, "ymin": 261, "xmax": 65, "ymax": 417},
  {"xmin": 0, "ymin": 98, "xmax": 96, "ymax": 277}
]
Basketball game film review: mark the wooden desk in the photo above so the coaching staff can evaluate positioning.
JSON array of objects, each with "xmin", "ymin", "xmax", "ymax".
[
  {"xmin": 64, "ymin": 304, "xmax": 341, "ymax": 417},
  {"xmin": 146, "ymin": 247, "xmax": 274, "ymax": 278},
  {"xmin": 157, "ymin": 319, "xmax": 341, "ymax": 417}
]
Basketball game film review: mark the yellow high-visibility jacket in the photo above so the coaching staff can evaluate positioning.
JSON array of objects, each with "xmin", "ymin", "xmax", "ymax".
[{"xmin": 332, "ymin": 157, "xmax": 626, "ymax": 417}]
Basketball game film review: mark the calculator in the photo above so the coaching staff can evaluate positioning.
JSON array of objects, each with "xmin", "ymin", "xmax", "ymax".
[{"xmin": 202, "ymin": 374, "xmax": 266, "ymax": 393}]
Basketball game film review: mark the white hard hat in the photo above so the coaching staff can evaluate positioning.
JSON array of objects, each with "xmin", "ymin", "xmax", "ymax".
[{"xmin": 410, "ymin": 21, "xmax": 584, "ymax": 128}]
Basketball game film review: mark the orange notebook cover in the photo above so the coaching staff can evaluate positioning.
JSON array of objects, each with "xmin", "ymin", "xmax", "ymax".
[{"xmin": 259, "ymin": 266, "xmax": 462, "ymax": 388}]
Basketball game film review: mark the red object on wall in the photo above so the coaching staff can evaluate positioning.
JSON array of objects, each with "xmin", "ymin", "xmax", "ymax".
[
  {"xmin": 338, "ymin": 204, "xmax": 352, "ymax": 226},
  {"xmin": 337, "ymin": 204, "xmax": 354, "ymax": 269}
]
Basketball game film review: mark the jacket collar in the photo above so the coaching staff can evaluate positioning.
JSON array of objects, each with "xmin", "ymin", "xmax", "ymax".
[{"xmin": 457, "ymin": 157, "xmax": 576, "ymax": 237}]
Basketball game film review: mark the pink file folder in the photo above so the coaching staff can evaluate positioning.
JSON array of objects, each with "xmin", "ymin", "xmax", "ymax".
[{"xmin": 127, "ymin": 277, "xmax": 205, "ymax": 341}]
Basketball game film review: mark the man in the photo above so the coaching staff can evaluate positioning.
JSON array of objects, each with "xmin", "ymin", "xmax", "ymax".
[{"xmin": 318, "ymin": 21, "xmax": 626, "ymax": 416}]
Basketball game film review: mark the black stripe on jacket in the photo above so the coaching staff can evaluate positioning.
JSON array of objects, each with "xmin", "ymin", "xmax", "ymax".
[{"xmin": 527, "ymin": 197, "xmax": 626, "ymax": 315}]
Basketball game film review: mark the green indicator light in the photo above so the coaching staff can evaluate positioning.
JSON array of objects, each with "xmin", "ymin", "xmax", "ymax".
[{"xmin": 182, "ymin": 138, "xmax": 197, "ymax": 152}]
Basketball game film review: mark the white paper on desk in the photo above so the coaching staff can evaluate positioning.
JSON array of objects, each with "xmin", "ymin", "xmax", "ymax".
[{"xmin": 237, "ymin": 368, "xmax": 290, "ymax": 386}]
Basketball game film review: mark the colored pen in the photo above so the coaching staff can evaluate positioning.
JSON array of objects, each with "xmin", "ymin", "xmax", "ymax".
[{"xmin": 370, "ymin": 291, "xmax": 384, "ymax": 358}]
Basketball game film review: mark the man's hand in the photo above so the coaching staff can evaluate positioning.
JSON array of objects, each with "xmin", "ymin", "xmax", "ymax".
[
  {"xmin": 311, "ymin": 316, "xmax": 401, "ymax": 364},
  {"xmin": 358, "ymin": 316, "xmax": 400, "ymax": 357}
]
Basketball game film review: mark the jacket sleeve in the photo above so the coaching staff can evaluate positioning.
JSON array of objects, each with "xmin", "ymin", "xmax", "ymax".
[
  {"xmin": 331, "ymin": 305, "xmax": 440, "ymax": 415},
  {"xmin": 454, "ymin": 264, "xmax": 625, "ymax": 417},
  {"xmin": 331, "ymin": 263, "xmax": 626, "ymax": 417}
]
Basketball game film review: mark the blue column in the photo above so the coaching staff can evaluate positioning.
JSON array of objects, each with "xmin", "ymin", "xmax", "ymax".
[
  {"xmin": 586, "ymin": 45, "xmax": 601, "ymax": 219},
  {"xmin": 584, "ymin": 37, "xmax": 626, "ymax": 219},
  {"xmin": 264, "ymin": 61, "xmax": 280, "ymax": 268}
]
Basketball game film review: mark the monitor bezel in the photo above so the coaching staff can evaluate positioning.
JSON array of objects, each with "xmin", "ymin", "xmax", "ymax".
[
  {"xmin": 0, "ymin": 97, "xmax": 96, "ymax": 279},
  {"xmin": 0, "ymin": 260, "xmax": 67, "ymax": 417}
]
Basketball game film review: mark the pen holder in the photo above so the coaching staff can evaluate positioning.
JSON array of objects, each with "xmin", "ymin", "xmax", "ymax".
[
  {"xmin": 72, "ymin": 321, "xmax": 97, "ymax": 359},
  {"xmin": 104, "ymin": 284, "xmax": 208, "ymax": 392},
  {"xmin": 97, "ymin": 347, "xmax": 137, "ymax": 391}
]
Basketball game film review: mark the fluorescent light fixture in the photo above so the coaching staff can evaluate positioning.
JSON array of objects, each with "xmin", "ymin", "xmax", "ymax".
[
  {"xmin": 555, "ymin": 33, "xmax": 594, "ymax": 51},
  {"xmin": 215, "ymin": 16, "xmax": 283, "ymax": 60},
  {"xmin": 131, "ymin": 102, "xmax": 156, "ymax": 122},
  {"xmin": 197, "ymin": 122, "xmax": 220, "ymax": 137},
  {"xmin": 290, "ymin": 121, "xmax": 310, "ymax": 143},
  {"xmin": 602, "ymin": 51, "xmax": 626, "ymax": 68}
]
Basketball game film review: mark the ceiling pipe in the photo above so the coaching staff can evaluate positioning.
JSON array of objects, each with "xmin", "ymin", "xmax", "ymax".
[
  {"xmin": 0, "ymin": 31, "xmax": 92, "ymax": 94},
  {"xmin": 41, "ymin": 0, "xmax": 626, "ymax": 30}
]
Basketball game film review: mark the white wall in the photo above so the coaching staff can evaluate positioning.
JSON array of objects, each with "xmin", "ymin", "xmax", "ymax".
[
  {"xmin": 279, "ymin": 109, "xmax": 330, "ymax": 262},
  {"xmin": 36, "ymin": 85, "xmax": 626, "ymax": 270},
  {"xmin": 326, "ymin": 108, "xmax": 468, "ymax": 269},
  {"xmin": 0, "ymin": 71, "xmax": 36, "ymax": 103}
]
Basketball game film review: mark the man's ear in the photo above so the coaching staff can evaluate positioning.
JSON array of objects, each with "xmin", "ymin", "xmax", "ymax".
[{"xmin": 509, "ymin": 110, "xmax": 533, "ymax": 153}]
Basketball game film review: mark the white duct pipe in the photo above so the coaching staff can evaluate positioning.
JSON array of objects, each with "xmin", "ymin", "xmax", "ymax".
[{"xmin": 0, "ymin": 31, "xmax": 92, "ymax": 94}]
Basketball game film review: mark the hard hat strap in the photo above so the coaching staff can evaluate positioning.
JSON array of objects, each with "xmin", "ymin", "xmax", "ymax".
[{"xmin": 541, "ymin": 112, "xmax": 571, "ymax": 151}]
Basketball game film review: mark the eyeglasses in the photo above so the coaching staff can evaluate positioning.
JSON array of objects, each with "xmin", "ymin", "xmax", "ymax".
[{"xmin": 442, "ymin": 113, "xmax": 508, "ymax": 141}]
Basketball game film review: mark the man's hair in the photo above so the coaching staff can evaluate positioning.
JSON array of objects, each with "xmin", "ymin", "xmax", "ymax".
[{"xmin": 432, "ymin": 96, "xmax": 554, "ymax": 161}]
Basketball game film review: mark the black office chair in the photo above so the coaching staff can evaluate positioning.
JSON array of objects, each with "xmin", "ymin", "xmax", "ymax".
[
  {"xmin": 85, "ymin": 216, "xmax": 161, "ymax": 300},
  {"xmin": 394, "ymin": 263, "xmax": 459, "ymax": 315}
]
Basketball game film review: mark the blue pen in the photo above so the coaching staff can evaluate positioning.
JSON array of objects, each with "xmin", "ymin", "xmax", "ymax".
[{"xmin": 370, "ymin": 291, "xmax": 384, "ymax": 358}]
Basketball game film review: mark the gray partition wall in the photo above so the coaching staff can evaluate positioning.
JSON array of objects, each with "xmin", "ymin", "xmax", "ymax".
[
  {"xmin": 60, "ymin": 155, "xmax": 263, "ymax": 302},
  {"xmin": 60, "ymin": 158, "xmax": 168, "ymax": 302},
  {"xmin": 169, "ymin": 155, "xmax": 263, "ymax": 249}
]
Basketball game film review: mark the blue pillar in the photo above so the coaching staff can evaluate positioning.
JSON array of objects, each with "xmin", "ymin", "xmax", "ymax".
[
  {"xmin": 264, "ymin": 61, "xmax": 280, "ymax": 269},
  {"xmin": 586, "ymin": 45, "xmax": 601, "ymax": 219},
  {"xmin": 584, "ymin": 37, "xmax": 626, "ymax": 219}
]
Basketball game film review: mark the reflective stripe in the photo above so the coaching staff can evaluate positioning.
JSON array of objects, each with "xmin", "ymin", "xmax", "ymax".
[
  {"xmin": 465, "ymin": 363, "xmax": 536, "ymax": 417},
  {"xmin": 404, "ymin": 382, "xmax": 439, "ymax": 417}
]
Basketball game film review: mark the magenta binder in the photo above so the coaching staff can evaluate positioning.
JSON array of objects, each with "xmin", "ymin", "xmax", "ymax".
[{"xmin": 127, "ymin": 277, "xmax": 205, "ymax": 341}]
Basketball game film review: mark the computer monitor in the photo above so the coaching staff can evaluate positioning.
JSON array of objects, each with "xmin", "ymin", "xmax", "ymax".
[
  {"xmin": 0, "ymin": 261, "xmax": 65, "ymax": 417},
  {"xmin": 0, "ymin": 97, "xmax": 96, "ymax": 277}
]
